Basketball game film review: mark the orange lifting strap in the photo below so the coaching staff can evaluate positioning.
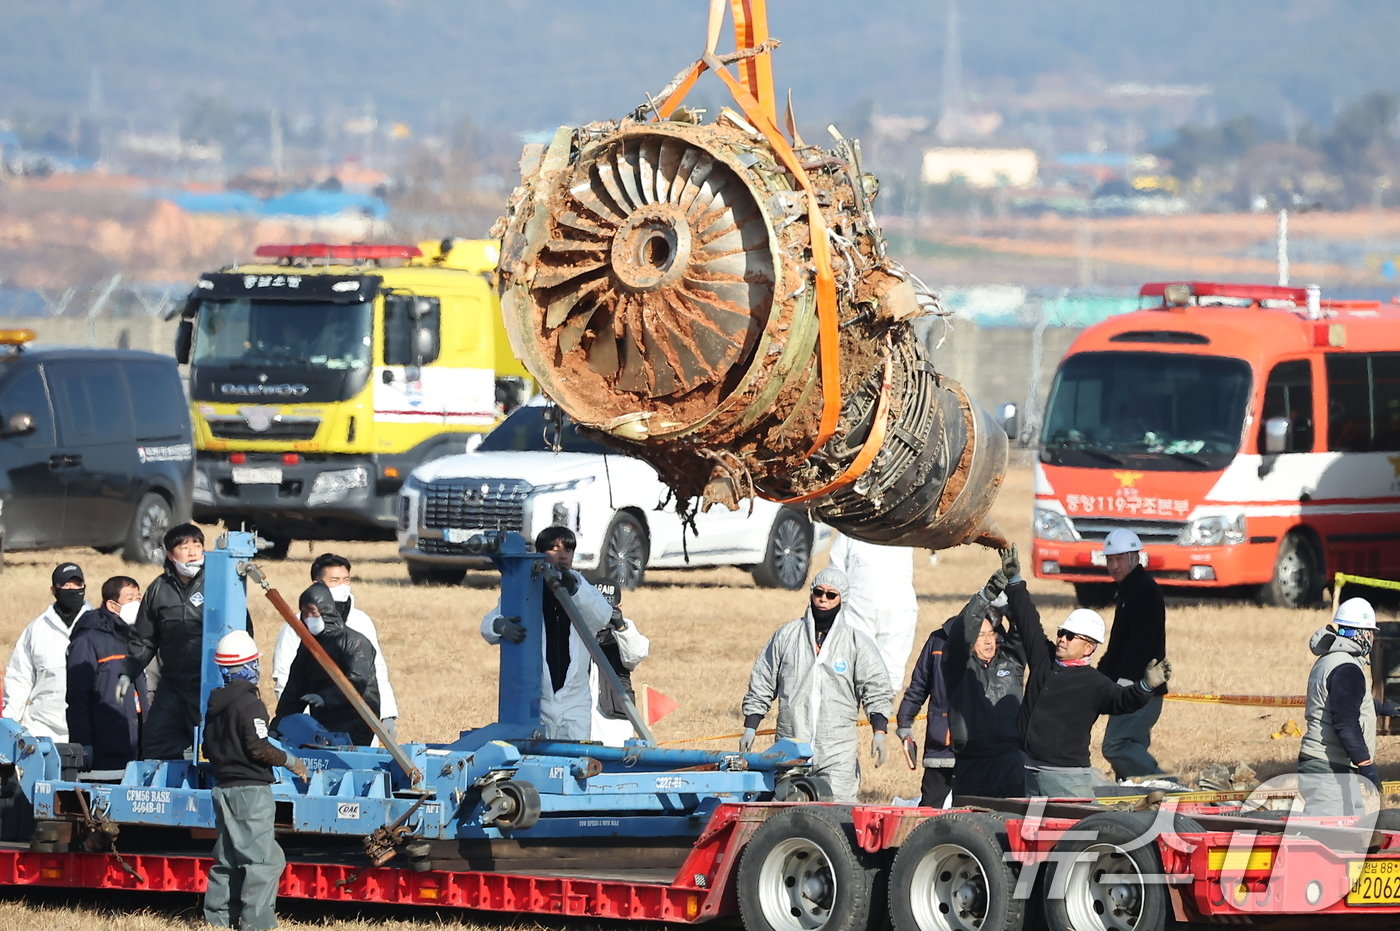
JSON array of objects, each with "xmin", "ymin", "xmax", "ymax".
[{"xmin": 656, "ymin": 0, "xmax": 844, "ymax": 458}]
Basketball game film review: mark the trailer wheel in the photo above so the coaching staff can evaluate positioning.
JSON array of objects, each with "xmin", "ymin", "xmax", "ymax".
[
  {"xmin": 889, "ymin": 812, "xmax": 1022, "ymax": 931},
  {"xmin": 1041, "ymin": 810, "xmax": 1198, "ymax": 931},
  {"xmin": 489, "ymin": 779, "xmax": 541, "ymax": 831},
  {"xmin": 738, "ymin": 807, "xmax": 881, "ymax": 931},
  {"xmin": 774, "ymin": 773, "xmax": 834, "ymax": 803}
]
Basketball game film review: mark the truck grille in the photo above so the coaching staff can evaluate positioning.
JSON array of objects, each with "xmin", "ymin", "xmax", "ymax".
[
  {"xmin": 207, "ymin": 418, "xmax": 320, "ymax": 442},
  {"xmin": 422, "ymin": 478, "xmax": 531, "ymax": 533},
  {"xmin": 1071, "ymin": 518, "xmax": 1184, "ymax": 546}
]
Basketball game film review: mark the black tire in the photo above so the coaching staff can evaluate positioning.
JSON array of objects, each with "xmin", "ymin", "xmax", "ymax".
[
  {"xmin": 889, "ymin": 812, "xmax": 1025, "ymax": 931},
  {"xmin": 739, "ymin": 806, "xmax": 882, "ymax": 931},
  {"xmin": 1074, "ymin": 582, "xmax": 1115, "ymax": 609},
  {"xmin": 774, "ymin": 774, "xmax": 835, "ymax": 803},
  {"xmin": 121, "ymin": 492, "xmax": 171, "ymax": 565},
  {"xmin": 1259, "ymin": 532, "xmax": 1321, "ymax": 607},
  {"xmin": 752, "ymin": 510, "xmax": 814, "ymax": 590},
  {"xmin": 493, "ymin": 780, "xmax": 541, "ymax": 831},
  {"xmin": 1041, "ymin": 810, "xmax": 1198, "ymax": 931},
  {"xmin": 407, "ymin": 563, "xmax": 466, "ymax": 586},
  {"xmin": 593, "ymin": 512, "xmax": 648, "ymax": 590}
]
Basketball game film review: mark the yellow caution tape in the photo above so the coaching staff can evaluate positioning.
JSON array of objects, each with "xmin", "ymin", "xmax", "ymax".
[
  {"xmin": 1335, "ymin": 572, "xmax": 1400, "ymax": 593},
  {"xmin": 1166, "ymin": 693, "xmax": 1305, "ymax": 707}
]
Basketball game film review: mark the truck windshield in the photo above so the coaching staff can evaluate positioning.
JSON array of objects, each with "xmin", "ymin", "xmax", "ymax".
[
  {"xmin": 1040, "ymin": 351, "xmax": 1252, "ymax": 470},
  {"xmin": 192, "ymin": 299, "xmax": 372, "ymax": 371},
  {"xmin": 479, "ymin": 405, "xmax": 611, "ymax": 455}
]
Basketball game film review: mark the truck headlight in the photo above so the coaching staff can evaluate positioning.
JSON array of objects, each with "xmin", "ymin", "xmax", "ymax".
[
  {"xmin": 1033, "ymin": 506, "xmax": 1077, "ymax": 542},
  {"xmin": 307, "ymin": 467, "xmax": 370, "ymax": 506},
  {"xmin": 532, "ymin": 476, "xmax": 595, "ymax": 494},
  {"xmin": 1178, "ymin": 513, "xmax": 1245, "ymax": 547}
]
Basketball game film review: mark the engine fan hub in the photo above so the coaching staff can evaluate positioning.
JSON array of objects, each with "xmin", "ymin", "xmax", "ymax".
[{"xmin": 611, "ymin": 203, "xmax": 693, "ymax": 292}]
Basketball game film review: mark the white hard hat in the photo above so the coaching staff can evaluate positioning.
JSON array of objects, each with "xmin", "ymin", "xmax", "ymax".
[
  {"xmin": 1333, "ymin": 597, "xmax": 1377, "ymax": 631},
  {"xmin": 1060, "ymin": 608, "xmax": 1106, "ymax": 643},
  {"xmin": 1102, "ymin": 529, "xmax": 1143, "ymax": 556},
  {"xmin": 214, "ymin": 630, "xmax": 260, "ymax": 666}
]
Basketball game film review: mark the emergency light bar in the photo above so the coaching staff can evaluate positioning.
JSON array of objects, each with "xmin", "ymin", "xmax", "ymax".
[
  {"xmin": 1141, "ymin": 281, "xmax": 1382, "ymax": 320},
  {"xmin": 0, "ymin": 329, "xmax": 36, "ymax": 349},
  {"xmin": 254, "ymin": 243, "xmax": 423, "ymax": 263}
]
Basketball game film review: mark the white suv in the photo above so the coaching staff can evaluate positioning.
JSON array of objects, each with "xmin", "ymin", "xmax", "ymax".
[{"xmin": 397, "ymin": 399, "xmax": 827, "ymax": 589}]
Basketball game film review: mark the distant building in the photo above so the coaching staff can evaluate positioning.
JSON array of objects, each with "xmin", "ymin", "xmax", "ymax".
[{"xmin": 921, "ymin": 148, "xmax": 1039, "ymax": 189}]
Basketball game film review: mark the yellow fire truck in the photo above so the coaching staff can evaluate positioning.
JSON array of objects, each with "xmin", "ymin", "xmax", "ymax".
[{"xmin": 174, "ymin": 239, "xmax": 533, "ymax": 556}]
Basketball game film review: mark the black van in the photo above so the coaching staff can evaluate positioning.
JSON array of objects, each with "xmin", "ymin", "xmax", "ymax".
[{"xmin": 0, "ymin": 333, "xmax": 193, "ymax": 564}]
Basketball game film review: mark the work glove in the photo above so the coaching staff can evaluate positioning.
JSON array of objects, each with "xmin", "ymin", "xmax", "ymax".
[
  {"xmin": 981, "ymin": 569, "xmax": 1009, "ymax": 602},
  {"xmin": 999, "ymin": 545, "xmax": 1022, "ymax": 584},
  {"xmin": 739, "ymin": 727, "xmax": 757, "ymax": 753},
  {"xmin": 558, "ymin": 569, "xmax": 580, "ymax": 596},
  {"xmin": 1140, "ymin": 658, "xmax": 1172, "ymax": 691},
  {"xmin": 284, "ymin": 754, "xmax": 309, "ymax": 781},
  {"xmin": 872, "ymin": 731, "xmax": 888, "ymax": 768},
  {"xmin": 114, "ymin": 674, "xmax": 132, "ymax": 704},
  {"xmin": 1359, "ymin": 759, "xmax": 1382, "ymax": 790},
  {"xmin": 380, "ymin": 717, "xmax": 398, "ymax": 742},
  {"xmin": 493, "ymin": 615, "xmax": 527, "ymax": 643},
  {"xmin": 896, "ymin": 726, "xmax": 914, "ymax": 741},
  {"xmin": 300, "ymin": 693, "xmax": 325, "ymax": 710},
  {"xmin": 609, "ymin": 606, "xmax": 627, "ymax": 631}
]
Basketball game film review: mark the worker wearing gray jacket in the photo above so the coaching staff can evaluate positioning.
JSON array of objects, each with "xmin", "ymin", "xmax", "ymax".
[{"xmin": 740, "ymin": 567, "xmax": 894, "ymax": 802}]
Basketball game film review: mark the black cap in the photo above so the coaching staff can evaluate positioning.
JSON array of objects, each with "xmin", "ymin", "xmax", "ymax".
[
  {"xmin": 52, "ymin": 562, "xmax": 84, "ymax": 587},
  {"xmin": 593, "ymin": 578, "xmax": 621, "ymax": 607}
]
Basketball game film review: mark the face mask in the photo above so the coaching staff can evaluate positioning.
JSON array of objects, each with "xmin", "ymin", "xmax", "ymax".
[
  {"xmin": 174, "ymin": 557, "xmax": 204, "ymax": 578},
  {"xmin": 811, "ymin": 603, "xmax": 840, "ymax": 625},
  {"xmin": 119, "ymin": 601, "xmax": 141, "ymax": 625},
  {"xmin": 326, "ymin": 584, "xmax": 351, "ymax": 603},
  {"xmin": 55, "ymin": 588, "xmax": 86, "ymax": 612},
  {"xmin": 221, "ymin": 660, "xmax": 259, "ymax": 686},
  {"xmin": 302, "ymin": 614, "xmax": 326, "ymax": 636}
]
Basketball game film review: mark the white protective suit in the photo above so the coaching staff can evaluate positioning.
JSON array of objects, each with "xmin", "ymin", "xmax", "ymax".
[
  {"xmin": 589, "ymin": 617, "xmax": 651, "ymax": 747},
  {"xmin": 3, "ymin": 602, "xmax": 91, "ymax": 741},
  {"xmin": 271, "ymin": 594, "xmax": 399, "ymax": 720},
  {"xmin": 826, "ymin": 533, "xmax": 918, "ymax": 687},
  {"xmin": 481, "ymin": 570, "xmax": 612, "ymax": 740},
  {"xmin": 742, "ymin": 608, "xmax": 894, "ymax": 802}
]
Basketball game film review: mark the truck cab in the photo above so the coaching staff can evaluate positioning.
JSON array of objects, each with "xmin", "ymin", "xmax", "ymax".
[{"xmin": 176, "ymin": 240, "xmax": 533, "ymax": 554}]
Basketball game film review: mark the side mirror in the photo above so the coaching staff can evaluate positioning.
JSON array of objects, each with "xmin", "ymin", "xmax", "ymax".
[
  {"xmin": 1263, "ymin": 416, "xmax": 1291, "ymax": 454},
  {"xmin": 998, "ymin": 402, "xmax": 1019, "ymax": 441},
  {"xmin": 174, "ymin": 319, "xmax": 194, "ymax": 364},
  {"xmin": 3, "ymin": 411, "xmax": 36, "ymax": 437}
]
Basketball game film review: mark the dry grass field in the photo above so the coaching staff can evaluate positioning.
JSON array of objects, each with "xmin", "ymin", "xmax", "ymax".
[{"xmin": 0, "ymin": 460, "xmax": 1388, "ymax": 928}]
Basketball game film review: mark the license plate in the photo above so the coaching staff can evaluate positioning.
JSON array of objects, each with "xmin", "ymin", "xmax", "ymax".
[
  {"xmin": 231, "ymin": 467, "xmax": 283, "ymax": 485},
  {"xmin": 1347, "ymin": 858, "xmax": 1400, "ymax": 905},
  {"xmin": 444, "ymin": 527, "xmax": 482, "ymax": 544}
]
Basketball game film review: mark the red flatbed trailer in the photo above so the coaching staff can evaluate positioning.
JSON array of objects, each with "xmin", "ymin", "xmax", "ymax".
[{"xmin": 7, "ymin": 800, "xmax": 1400, "ymax": 931}]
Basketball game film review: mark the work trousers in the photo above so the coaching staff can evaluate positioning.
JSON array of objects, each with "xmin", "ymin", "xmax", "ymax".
[
  {"xmin": 919, "ymin": 764, "xmax": 955, "ymax": 808},
  {"xmin": 145, "ymin": 685, "xmax": 200, "ymax": 760},
  {"xmin": 1024, "ymin": 766, "xmax": 1095, "ymax": 799},
  {"xmin": 1102, "ymin": 691, "xmax": 1164, "ymax": 779},
  {"xmin": 205, "ymin": 785, "xmax": 286, "ymax": 930},
  {"xmin": 953, "ymin": 750, "xmax": 1027, "ymax": 801},
  {"xmin": 1297, "ymin": 756, "xmax": 1372, "ymax": 818}
]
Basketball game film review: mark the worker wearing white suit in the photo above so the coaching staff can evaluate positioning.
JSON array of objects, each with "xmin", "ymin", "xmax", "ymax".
[
  {"xmin": 826, "ymin": 533, "xmax": 919, "ymax": 687},
  {"xmin": 741, "ymin": 567, "xmax": 894, "ymax": 802},
  {"xmin": 271, "ymin": 555, "xmax": 398, "ymax": 738},
  {"xmin": 481, "ymin": 527, "xmax": 612, "ymax": 741},
  {"xmin": 3, "ymin": 562, "xmax": 92, "ymax": 742}
]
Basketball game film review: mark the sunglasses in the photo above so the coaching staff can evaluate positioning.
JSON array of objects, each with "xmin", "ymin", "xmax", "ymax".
[
  {"xmin": 811, "ymin": 588, "xmax": 841, "ymax": 600},
  {"xmin": 1056, "ymin": 629, "xmax": 1092, "ymax": 643}
]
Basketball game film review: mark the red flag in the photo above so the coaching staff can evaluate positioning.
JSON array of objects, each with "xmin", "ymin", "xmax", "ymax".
[{"xmin": 642, "ymin": 685, "xmax": 679, "ymax": 726}]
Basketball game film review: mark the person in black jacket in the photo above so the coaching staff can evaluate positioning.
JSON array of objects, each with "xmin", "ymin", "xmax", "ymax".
[
  {"xmin": 1097, "ymin": 528, "xmax": 1169, "ymax": 780},
  {"xmin": 66, "ymin": 575, "xmax": 148, "ymax": 769},
  {"xmin": 896, "ymin": 623, "xmax": 956, "ymax": 806},
  {"xmin": 203, "ymin": 629, "xmax": 307, "ymax": 930},
  {"xmin": 275, "ymin": 583, "xmax": 379, "ymax": 746},
  {"xmin": 1001, "ymin": 545, "xmax": 1171, "ymax": 799},
  {"xmin": 120, "ymin": 524, "xmax": 251, "ymax": 760},
  {"xmin": 942, "ymin": 571, "xmax": 1027, "ymax": 800}
]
